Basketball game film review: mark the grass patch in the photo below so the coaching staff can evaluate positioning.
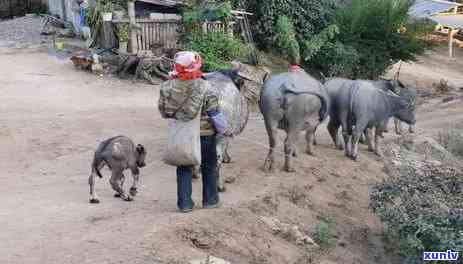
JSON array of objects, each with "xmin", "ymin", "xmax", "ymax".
[
  {"xmin": 313, "ymin": 217, "xmax": 336, "ymax": 248},
  {"xmin": 438, "ymin": 128, "xmax": 463, "ymax": 158}
]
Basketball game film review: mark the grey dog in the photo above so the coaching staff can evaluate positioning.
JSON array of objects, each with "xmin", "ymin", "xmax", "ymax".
[{"xmin": 88, "ymin": 136, "xmax": 147, "ymax": 203}]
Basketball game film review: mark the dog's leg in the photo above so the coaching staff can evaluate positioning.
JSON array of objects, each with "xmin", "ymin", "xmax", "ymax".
[
  {"xmin": 110, "ymin": 170, "xmax": 133, "ymax": 201},
  {"xmin": 88, "ymin": 171, "xmax": 99, "ymax": 204},
  {"xmin": 129, "ymin": 167, "xmax": 140, "ymax": 197}
]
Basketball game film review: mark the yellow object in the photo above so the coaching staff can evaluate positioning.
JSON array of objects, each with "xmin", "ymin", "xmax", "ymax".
[{"xmin": 55, "ymin": 42, "xmax": 64, "ymax": 50}]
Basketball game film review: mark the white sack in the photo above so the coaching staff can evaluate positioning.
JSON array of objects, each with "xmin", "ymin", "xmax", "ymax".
[{"xmin": 163, "ymin": 114, "xmax": 201, "ymax": 166}]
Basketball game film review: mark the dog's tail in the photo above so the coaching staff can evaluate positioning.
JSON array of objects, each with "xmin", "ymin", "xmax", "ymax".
[{"xmin": 91, "ymin": 154, "xmax": 104, "ymax": 179}]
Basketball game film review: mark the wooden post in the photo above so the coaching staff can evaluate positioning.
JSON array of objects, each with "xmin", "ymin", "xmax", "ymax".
[
  {"xmin": 128, "ymin": 1, "xmax": 137, "ymax": 54},
  {"xmin": 449, "ymin": 28, "xmax": 456, "ymax": 58},
  {"xmin": 102, "ymin": 16, "xmax": 117, "ymax": 49}
]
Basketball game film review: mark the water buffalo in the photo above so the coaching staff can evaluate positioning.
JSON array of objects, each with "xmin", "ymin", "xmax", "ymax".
[
  {"xmin": 199, "ymin": 65, "xmax": 269, "ymax": 191},
  {"xmin": 260, "ymin": 70, "xmax": 329, "ymax": 172},
  {"xmin": 332, "ymin": 81, "xmax": 416, "ymax": 160},
  {"xmin": 386, "ymin": 81, "xmax": 418, "ymax": 135},
  {"xmin": 323, "ymin": 78, "xmax": 417, "ymax": 149}
]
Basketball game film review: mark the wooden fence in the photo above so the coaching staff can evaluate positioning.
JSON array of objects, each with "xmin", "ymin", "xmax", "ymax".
[
  {"xmin": 113, "ymin": 19, "xmax": 231, "ymax": 54},
  {"xmin": 113, "ymin": 19, "xmax": 181, "ymax": 53}
]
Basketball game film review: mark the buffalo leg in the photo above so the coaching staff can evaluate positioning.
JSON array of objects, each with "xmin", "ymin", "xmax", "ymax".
[
  {"xmin": 312, "ymin": 127, "xmax": 318, "ymax": 146},
  {"xmin": 305, "ymin": 122, "xmax": 318, "ymax": 156},
  {"xmin": 263, "ymin": 119, "xmax": 278, "ymax": 173},
  {"xmin": 351, "ymin": 128, "xmax": 362, "ymax": 161},
  {"xmin": 192, "ymin": 166, "xmax": 201, "ymax": 179},
  {"xmin": 365, "ymin": 128, "xmax": 375, "ymax": 152},
  {"xmin": 328, "ymin": 119, "xmax": 343, "ymax": 150},
  {"xmin": 222, "ymin": 139, "xmax": 232, "ymax": 164},
  {"xmin": 409, "ymin": 124, "xmax": 416, "ymax": 134},
  {"xmin": 215, "ymin": 135, "xmax": 226, "ymax": 192},
  {"xmin": 283, "ymin": 130, "xmax": 298, "ymax": 172},
  {"xmin": 340, "ymin": 114, "xmax": 352, "ymax": 158},
  {"xmin": 374, "ymin": 128, "xmax": 383, "ymax": 157},
  {"xmin": 395, "ymin": 118, "xmax": 403, "ymax": 135}
]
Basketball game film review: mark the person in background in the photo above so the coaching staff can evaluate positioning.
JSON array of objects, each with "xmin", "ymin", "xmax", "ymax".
[{"xmin": 166, "ymin": 51, "xmax": 230, "ymax": 213}]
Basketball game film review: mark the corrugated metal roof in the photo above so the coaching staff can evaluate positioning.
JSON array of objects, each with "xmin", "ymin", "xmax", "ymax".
[
  {"xmin": 409, "ymin": 0, "xmax": 460, "ymax": 18},
  {"xmin": 431, "ymin": 14, "xmax": 463, "ymax": 28},
  {"xmin": 136, "ymin": 0, "xmax": 184, "ymax": 7}
]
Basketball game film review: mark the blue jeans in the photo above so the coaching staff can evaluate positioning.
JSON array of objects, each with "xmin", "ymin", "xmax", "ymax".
[{"xmin": 177, "ymin": 136, "xmax": 219, "ymax": 210}]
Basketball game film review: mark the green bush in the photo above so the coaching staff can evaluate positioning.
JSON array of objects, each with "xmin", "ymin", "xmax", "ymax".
[
  {"xmin": 371, "ymin": 163, "xmax": 463, "ymax": 263},
  {"xmin": 310, "ymin": 41, "xmax": 359, "ymax": 78},
  {"xmin": 186, "ymin": 32, "xmax": 250, "ymax": 72},
  {"xmin": 312, "ymin": 0, "xmax": 431, "ymax": 79}
]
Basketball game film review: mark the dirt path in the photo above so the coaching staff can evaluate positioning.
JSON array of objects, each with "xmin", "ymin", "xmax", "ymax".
[{"xmin": 1, "ymin": 45, "xmax": 462, "ymax": 264}]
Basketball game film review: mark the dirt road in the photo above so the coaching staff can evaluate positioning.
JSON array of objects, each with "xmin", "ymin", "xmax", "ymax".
[{"xmin": 1, "ymin": 44, "xmax": 462, "ymax": 264}]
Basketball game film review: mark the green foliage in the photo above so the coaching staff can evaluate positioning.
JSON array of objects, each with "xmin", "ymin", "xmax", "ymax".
[
  {"xmin": 275, "ymin": 16, "xmax": 300, "ymax": 65},
  {"xmin": 183, "ymin": 0, "xmax": 232, "ymax": 27},
  {"xmin": 182, "ymin": 1, "xmax": 246, "ymax": 72},
  {"xmin": 117, "ymin": 24, "xmax": 129, "ymax": 43},
  {"xmin": 371, "ymin": 161, "xmax": 463, "ymax": 263},
  {"xmin": 438, "ymin": 128, "xmax": 463, "ymax": 158},
  {"xmin": 313, "ymin": 218, "xmax": 336, "ymax": 248},
  {"xmin": 311, "ymin": 0, "xmax": 431, "ymax": 79},
  {"xmin": 310, "ymin": 41, "xmax": 359, "ymax": 78},
  {"xmin": 186, "ymin": 32, "xmax": 250, "ymax": 72},
  {"xmin": 86, "ymin": 0, "xmax": 125, "ymax": 32},
  {"xmin": 243, "ymin": 0, "xmax": 338, "ymax": 50},
  {"xmin": 303, "ymin": 24, "xmax": 339, "ymax": 61}
]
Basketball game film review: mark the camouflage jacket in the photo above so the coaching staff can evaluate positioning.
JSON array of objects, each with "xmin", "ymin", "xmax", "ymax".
[{"xmin": 159, "ymin": 78, "xmax": 219, "ymax": 136}]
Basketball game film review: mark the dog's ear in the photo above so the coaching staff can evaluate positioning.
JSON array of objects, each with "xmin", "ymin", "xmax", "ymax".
[{"xmin": 136, "ymin": 144, "xmax": 145, "ymax": 154}]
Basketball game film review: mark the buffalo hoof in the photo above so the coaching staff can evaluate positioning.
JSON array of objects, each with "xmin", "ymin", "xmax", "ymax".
[
  {"xmin": 283, "ymin": 166, "xmax": 296, "ymax": 173},
  {"xmin": 89, "ymin": 198, "xmax": 100, "ymax": 204},
  {"xmin": 262, "ymin": 160, "xmax": 275, "ymax": 173},
  {"xmin": 124, "ymin": 195, "xmax": 134, "ymax": 202},
  {"xmin": 114, "ymin": 193, "xmax": 121, "ymax": 198},
  {"xmin": 218, "ymin": 185, "xmax": 226, "ymax": 192},
  {"xmin": 222, "ymin": 156, "xmax": 232, "ymax": 164},
  {"xmin": 129, "ymin": 187, "xmax": 138, "ymax": 197},
  {"xmin": 306, "ymin": 150, "xmax": 315, "ymax": 156},
  {"xmin": 374, "ymin": 151, "xmax": 383, "ymax": 157},
  {"xmin": 351, "ymin": 155, "xmax": 358, "ymax": 161}
]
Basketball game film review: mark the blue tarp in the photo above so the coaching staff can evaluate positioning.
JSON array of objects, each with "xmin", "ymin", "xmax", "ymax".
[{"xmin": 409, "ymin": 0, "xmax": 459, "ymax": 18}]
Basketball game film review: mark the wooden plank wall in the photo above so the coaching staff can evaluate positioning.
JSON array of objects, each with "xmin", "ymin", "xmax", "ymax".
[
  {"xmin": 114, "ymin": 19, "xmax": 231, "ymax": 53},
  {"xmin": 135, "ymin": 20, "xmax": 181, "ymax": 52}
]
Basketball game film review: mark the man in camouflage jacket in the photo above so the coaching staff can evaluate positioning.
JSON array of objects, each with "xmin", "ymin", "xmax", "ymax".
[{"xmin": 159, "ymin": 51, "xmax": 229, "ymax": 213}]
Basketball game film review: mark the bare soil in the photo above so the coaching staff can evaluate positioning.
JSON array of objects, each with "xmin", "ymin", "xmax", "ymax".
[{"xmin": 1, "ymin": 43, "xmax": 462, "ymax": 264}]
